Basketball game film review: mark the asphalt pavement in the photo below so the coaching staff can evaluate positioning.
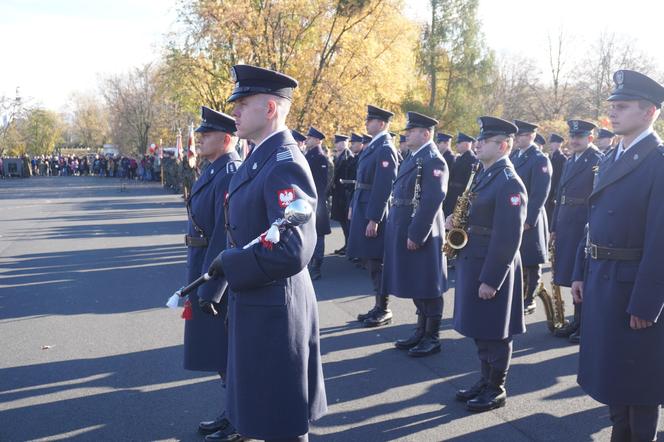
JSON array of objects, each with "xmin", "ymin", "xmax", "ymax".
[{"xmin": 0, "ymin": 176, "xmax": 661, "ymax": 441}]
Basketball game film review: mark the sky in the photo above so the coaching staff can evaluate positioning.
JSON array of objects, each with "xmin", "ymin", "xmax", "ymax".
[{"xmin": 1, "ymin": 0, "xmax": 662, "ymax": 111}]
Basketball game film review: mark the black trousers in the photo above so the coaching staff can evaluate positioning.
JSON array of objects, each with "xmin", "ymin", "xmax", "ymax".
[
  {"xmin": 474, "ymin": 338, "xmax": 513, "ymax": 376},
  {"xmin": 413, "ymin": 297, "xmax": 443, "ymax": 318},
  {"xmin": 340, "ymin": 219, "xmax": 350, "ymax": 247},
  {"xmin": 524, "ymin": 265, "xmax": 542, "ymax": 301},
  {"xmin": 609, "ymin": 404, "xmax": 660, "ymax": 442},
  {"xmin": 366, "ymin": 258, "xmax": 383, "ymax": 295}
]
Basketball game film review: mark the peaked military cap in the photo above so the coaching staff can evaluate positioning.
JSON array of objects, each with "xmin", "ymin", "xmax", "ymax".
[
  {"xmin": 361, "ymin": 134, "xmax": 373, "ymax": 144},
  {"xmin": 404, "ymin": 111, "xmax": 439, "ymax": 130},
  {"xmin": 436, "ymin": 132, "xmax": 453, "ymax": 143},
  {"xmin": 549, "ymin": 133, "xmax": 565, "ymax": 144},
  {"xmin": 567, "ymin": 119, "xmax": 598, "ymax": 136},
  {"xmin": 399, "ymin": 134, "xmax": 407, "ymax": 143},
  {"xmin": 457, "ymin": 132, "xmax": 476, "ymax": 143},
  {"xmin": 607, "ymin": 69, "xmax": 664, "ymax": 108},
  {"xmin": 534, "ymin": 133, "xmax": 546, "ymax": 145},
  {"xmin": 514, "ymin": 119, "xmax": 539, "ymax": 134},
  {"xmin": 195, "ymin": 106, "xmax": 237, "ymax": 134},
  {"xmin": 227, "ymin": 64, "xmax": 298, "ymax": 103},
  {"xmin": 350, "ymin": 133, "xmax": 363, "ymax": 143},
  {"xmin": 334, "ymin": 134, "xmax": 349, "ymax": 143},
  {"xmin": 597, "ymin": 128, "xmax": 616, "ymax": 139},
  {"xmin": 306, "ymin": 126, "xmax": 325, "ymax": 140},
  {"xmin": 477, "ymin": 116, "xmax": 518, "ymax": 140},
  {"xmin": 366, "ymin": 105, "xmax": 394, "ymax": 122},
  {"xmin": 291, "ymin": 130, "xmax": 306, "ymax": 142}
]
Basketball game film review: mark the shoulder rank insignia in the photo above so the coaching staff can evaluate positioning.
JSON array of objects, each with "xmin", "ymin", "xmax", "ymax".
[
  {"xmin": 227, "ymin": 162, "xmax": 237, "ymax": 173},
  {"xmin": 276, "ymin": 149, "xmax": 294, "ymax": 162}
]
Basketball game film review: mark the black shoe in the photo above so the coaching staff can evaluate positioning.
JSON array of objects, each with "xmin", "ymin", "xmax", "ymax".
[
  {"xmin": 205, "ymin": 429, "xmax": 247, "ymax": 442},
  {"xmin": 466, "ymin": 384, "xmax": 507, "ymax": 412},
  {"xmin": 568, "ymin": 329, "xmax": 580, "ymax": 344},
  {"xmin": 456, "ymin": 379, "xmax": 487, "ymax": 402},
  {"xmin": 395, "ymin": 315, "xmax": 425, "ymax": 350},
  {"xmin": 357, "ymin": 306, "xmax": 379, "ymax": 322},
  {"xmin": 524, "ymin": 297, "xmax": 536, "ymax": 315},
  {"xmin": 408, "ymin": 316, "xmax": 442, "ymax": 357},
  {"xmin": 199, "ymin": 414, "xmax": 231, "ymax": 435},
  {"xmin": 363, "ymin": 309, "xmax": 393, "ymax": 327},
  {"xmin": 334, "ymin": 246, "xmax": 346, "ymax": 255},
  {"xmin": 553, "ymin": 321, "xmax": 579, "ymax": 338}
]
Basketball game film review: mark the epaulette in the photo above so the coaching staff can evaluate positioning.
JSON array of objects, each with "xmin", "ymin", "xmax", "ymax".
[
  {"xmin": 226, "ymin": 161, "xmax": 238, "ymax": 173},
  {"xmin": 276, "ymin": 148, "xmax": 294, "ymax": 162},
  {"xmin": 503, "ymin": 168, "xmax": 515, "ymax": 179}
]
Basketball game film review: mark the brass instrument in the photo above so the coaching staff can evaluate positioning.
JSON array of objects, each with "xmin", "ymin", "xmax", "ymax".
[
  {"xmin": 443, "ymin": 163, "xmax": 480, "ymax": 259},
  {"xmin": 529, "ymin": 239, "xmax": 568, "ymax": 332}
]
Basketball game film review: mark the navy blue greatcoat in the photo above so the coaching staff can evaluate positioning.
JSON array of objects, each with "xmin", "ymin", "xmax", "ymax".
[
  {"xmin": 184, "ymin": 151, "xmax": 240, "ymax": 372},
  {"xmin": 443, "ymin": 149, "xmax": 478, "ymax": 217},
  {"xmin": 382, "ymin": 142, "xmax": 448, "ymax": 299},
  {"xmin": 219, "ymin": 130, "xmax": 327, "ymax": 439},
  {"xmin": 550, "ymin": 146, "xmax": 601, "ymax": 287},
  {"xmin": 546, "ymin": 149, "xmax": 568, "ymax": 224},
  {"xmin": 453, "ymin": 157, "xmax": 527, "ymax": 339},
  {"xmin": 573, "ymin": 133, "xmax": 664, "ymax": 406},
  {"xmin": 330, "ymin": 148, "xmax": 354, "ymax": 222},
  {"xmin": 346, "ymin": 132, "xmax": 398, "ymax": 259},
  {"xmin": 442, "ymin": 149, "xmax": 457, "ymax": 170},
  {"xmin": 510, "ymin": 144, "xmax": 552, "ymax": 265},
  {"xmin": 305, "ymin": 145, "xmax": 332, "ymax": 235}
]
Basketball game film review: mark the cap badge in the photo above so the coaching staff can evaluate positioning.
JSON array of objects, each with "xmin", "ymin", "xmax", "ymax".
[
  {"xmin": 572, "ymin": 121, "xmax": 579, "ymax": 131},
  {"xmin": 616, "ymin": 70, "xmax": 624, "ymax": 89},
  {"xmin": 230, "ymin": 66, "xmax": 237, "ymax": 82}
]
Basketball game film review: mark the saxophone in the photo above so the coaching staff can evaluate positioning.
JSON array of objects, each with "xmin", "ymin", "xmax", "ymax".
[
  {"xmin": 530, "ymin": 238, "xmax": 568, "ymax": 332},
  {"xmin": 443, "ymin": 163, "xmax": 480, "ymax": 259}
]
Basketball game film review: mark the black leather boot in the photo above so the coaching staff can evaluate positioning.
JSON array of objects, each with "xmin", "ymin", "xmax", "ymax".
[
  {"xmin": 554, "ymin": 303, "xmax": 580, "ymax": 338},
  {"xmin": 199, "ymin": 413, "xmax": 231, "ymax": 435},
  {"xmin": 205, "ymin": 428, "xmax": 247, "ymax": 442},
  {"xmin": 523, "ymin": 296, "xmax": 536, "ymax": 315},
  {"xmin": 466, "ymin": 368, "xmax": 507, "ymax": 412},
  {"xmin": 408, "ymin": 316, "xmax": 441, "ymax": 357},
  {"xmin": 357, "ymin": 295, "xmax": 380, "ymax": 322},
  {"xmin": 568, "ymin": 327, "xmax": 581, "ymax": 344},
  {"xmin": 456, "ymin": 361, "xmax": 489, "ymax": 401},
  {"xmin": 395, "ymin": 314, "xmax": 425, "ymax": 349},
  {"xmin": 363, "ymin": 295, "xmax": 392, "ymax": 327}
]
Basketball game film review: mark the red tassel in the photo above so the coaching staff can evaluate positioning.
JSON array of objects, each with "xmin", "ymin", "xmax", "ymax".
[
  {"xmin": 259, "ymin": 232, "xmax": 273, "ymax": 250},
  {"xmin": 181, "ymin": 299, "xmax": 193, "ymax": 320}
]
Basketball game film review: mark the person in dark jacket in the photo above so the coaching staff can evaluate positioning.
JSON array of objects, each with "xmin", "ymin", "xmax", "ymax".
[
  {"xmin": 444, "ymin": 132, "xmax": 479, "ymax": 218},
  {"xmin": 546, "ymin": 133, "xmax": 568, "ymax": 226},
  {"xmin": 330, "ymin": 134, "xmax": 354, "ymax": 255},
  {"xmin": 596, "ymin": 128, "xmax": 616, "ymax": 155},
  {"xmin": 436, "ymin": 132, "xmax": 457, "ymax": 169}
]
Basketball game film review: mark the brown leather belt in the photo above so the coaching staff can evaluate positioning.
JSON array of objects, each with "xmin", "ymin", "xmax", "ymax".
[
  {"xmin": 559, "ymin": 195, "xmax": 585, "ymax": 206},
  {"xmin": 391, "ymin": 198, "xmax": 413, "ymax": 207},
  {"xmin": 586, "ymin": 243, "xmax": 642, "ymax": 261},
  {"xmin": 355, "ymin": 182, "xmax": 372, "ymax": 190},
  {"xmin": 185, "ymin": 235, "xmax": 208, "ymax": 247},
  {"xmin": 467, "ymin": 225, "xmax": 492, "ymax": 236}
]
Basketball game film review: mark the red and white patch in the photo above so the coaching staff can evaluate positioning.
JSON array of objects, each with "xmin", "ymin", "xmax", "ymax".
[
  {"xmin": 433, "ymin": 169, "xmax": 442, "ymax": 177},
  {"xmin": 381, "ymin": 160, "xmax": 389, "ymax": 168},
  {"xmin": 277, "ymin": 188, "xmax": 295, "ymax": 208},
  {"xmin": 541, "ymin": 166, "xmax": 548, "ymax": 173},
  {"xmin": 509, "ymin": 194, "xmax": 522, "ymax": 206}
]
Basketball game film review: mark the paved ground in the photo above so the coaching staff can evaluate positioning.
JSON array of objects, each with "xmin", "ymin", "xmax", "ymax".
[{"xmin": 0, "ymin": 176, "xmax": 661, "ymax": 441}]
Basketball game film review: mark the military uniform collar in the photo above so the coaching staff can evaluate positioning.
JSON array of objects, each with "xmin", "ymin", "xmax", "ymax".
[{"xmin": 251, "ymin": 126, "xmax": 289, "ymax": 154}]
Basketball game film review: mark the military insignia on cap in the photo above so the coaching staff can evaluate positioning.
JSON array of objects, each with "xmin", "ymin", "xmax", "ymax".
[
  {"xmin": 277, "ymin": 188, "xmax": 295, "ymax": 208},
  {"xmin": 509, "ymin": 194, "xmax": 522, "ymax": 206},
  {"xmin": 381, "ymin": 160, "xmax": 389, "ymax": 168},
  {"xmin": 616, "ymin": 70, "xmax": 624, "ymax": 88},
  {"xmin": 572, "ymin": 121, "xmax": 579, "ymax": 131},
  {"xmin": 477, "ymin": 118, "xmax": 483, "ymax": 129},
  {"xmin": 230, "ymin": 66, "xmax": 237, "ymax": 82}
]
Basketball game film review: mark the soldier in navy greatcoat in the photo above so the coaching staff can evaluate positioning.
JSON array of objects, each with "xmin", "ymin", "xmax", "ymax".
[
  {"xmin": 550, "ymin": 120, "xmax": 602, "ymax": 344},
  {"xmin": 291, "ymin": 129, "xmax": 307, "ymax": 154},
  {"xmin": 183, "ymin": 107, "xmax": 243, "ymax": 442},
  {"xmin": 206, "ymin": 64, "xmax": 327, "ymax": 442},
  {"xmin": 571, "ymin": 70, "xmax": 664, "ymax": 442},
  {"xmin": 347, "ymin": 105, "xmax": 399, "ymax": 327},
  {"xmin": 596, "ymin": 128, "xmax": 617, "ymax": 156},
  {"xmin": 330, "ymin": 134, "xmax": 354, "ymax": 255},
  {"xmin": 383, "ymin": 112, "xmax": 449, "ymax": 357},
  {"xmin": 436, "ymin": 132, "xmax": 457, "ymax": 169},
  {"xmin": 304, "ymin": 126, "xmax": 333, "ymax": 280},
  {"xmin": 450, "ymin": 116, "xmax": 526, "ymax": 412},
  {"xmin": 509, "ymin": 120, "xmax": 552, "ymax": 315},
  {"xmin": 443, "ymin": 132, "xmax": 479, "ymax": 219},
  {"xmin": 545, "ymin": 133, "xmax": 568, "ymax": 226}
]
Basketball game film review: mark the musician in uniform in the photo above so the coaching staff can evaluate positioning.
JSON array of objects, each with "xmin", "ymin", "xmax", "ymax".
[
  {"xmin": 571, "ymin": 70, "xmax": 664, "ymax": 442},
  {"xmin": 509, "ymin": 120, "xmax": 552, "ymax": 315},
  {"xmin": 383, "ymin": 112, "xmax": 448, "ymax": 357},
  {"xmin": 443, "ymin": 132, "xmax": 478, "ymax": 220},
  {"xmin": 347, "ymin": 105, "xmax": 399, "ymax": 327},
  {"xmin": 206, "ymin": 64, "xmax": 327, "ymax": 442},
  {"xmin": 450, "ymin": 116, "xmax": 526, "ymax": 412},
  {"xmin": 546, "ymin": 133, "xmax": 568, "ymax": 226},
  {"xmin": 330, "ymin": 134, "xmax": 354, "ymax": 255},
  {"xmin": 304, "ymin": 127, "xmax": 333, "ymax": 280},
  {"xmin": 292, "ymin": 129, "xmax": 307, "ymax": 153},
  {"xmin": 550, "ymin": 120, "xmax": 602, "ymax": 344},
  {"xmin": 596, "ymin": 128, "xmax": 616, "ymax": 155},
  {"xmin": 436, "ymin": 132, "xmax": 457, "ymax": 168},
  {"xmin": 184, "ymin": 107, "xmax": 243, "ymax": 442}
]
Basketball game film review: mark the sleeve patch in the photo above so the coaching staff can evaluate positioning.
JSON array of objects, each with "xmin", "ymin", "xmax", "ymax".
[
  {"xmin": 433, "ymin": 169, "xmax": 442, "ymax": 177},
  {"xmin": 509, "ymin": 194, "xmax": 522, "ymax": 206},
  {"xmin": 276, "ymin": 150, "xmax": 294, "ymax": 162},
  {"xmin": 381, "ymin": 160, "xmax": 389, "ymax": 168},
  {"xmin": 277, "ymin": 188, "xmax": 295, "ymax": 208}
]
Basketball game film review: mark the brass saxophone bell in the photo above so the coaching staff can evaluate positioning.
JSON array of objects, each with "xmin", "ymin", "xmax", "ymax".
[{"xmin": 446, "ymin": 228, "xmax": 469, "ymax": 250}]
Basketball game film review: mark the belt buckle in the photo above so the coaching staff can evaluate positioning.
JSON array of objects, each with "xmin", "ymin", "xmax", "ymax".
[{"xmin": 589, "ymin": 244, "xmax": 598, "ymax": 259}]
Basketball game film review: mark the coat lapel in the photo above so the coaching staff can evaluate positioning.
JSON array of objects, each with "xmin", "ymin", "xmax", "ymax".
[
  {"xmin": 590, "ymin": 133, "xmax": 662, "ymax": 198},
  {"xmin": 473, "ymin": 157, "xmax": 508, "ymax": 193},
  {"xmin": 190, "ymin": 153, "xmax": 235, "ymax": 198},
  {"xmin": 394, "ymin": 142, "xmax": 433, "ymax": 183},
  {"xmin": 559, "ymin": 147, "xmax": 595, "ymax": 187}
]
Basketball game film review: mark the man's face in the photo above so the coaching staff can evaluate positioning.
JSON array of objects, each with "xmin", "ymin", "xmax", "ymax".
[
  {"xmin": 597, "ymin": 137, "xmax": 613, "ymax": 150},
  {"xmin": 334, "ymin": 141, "xmax": 347, "ymax": 155},
  {"xmin": 305, "ymin": 136, "xmax": 320, "ymax": 149},
  {"xmin": 608, "ymin": 100, "xmax": 653, "ymax": 136},
  {"xmin": 457, "ymin": 141, "xmax": 471, "ymax": 153},
  {"xmin": 568, "ymin": 134, "xmax": 592, "ymax": 154},
  {"xmin": 198, "ymin": 131, "xmax": 227, "ymax": 159},
  {"xmin": 550, "ymin": 141, "xmax": 562, "ymax": 152},
  {"xmin": 350, "ymin": 141, "xmax": 363, "ymax": 154},
  {"xmin": 365, "ymin": 118, "xmax": 384, "ymax": 136},
  {"xmin": 437, "ymin": 141, "xmax": 450, "ymax": 153},
  {"xmin": 405, "ymin": 128, "xmax": 422, "ymax": 149},
  {"xmin": 476, "ymin": 136, "xmax": 506, "ymax": 163},
  {"xmin": 515, "ymin": 132, "xmax": 533, "ymax": 149},
  {"xmin": 231, "ymin": 95, "xmax": 268, "ymax": 140}
]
